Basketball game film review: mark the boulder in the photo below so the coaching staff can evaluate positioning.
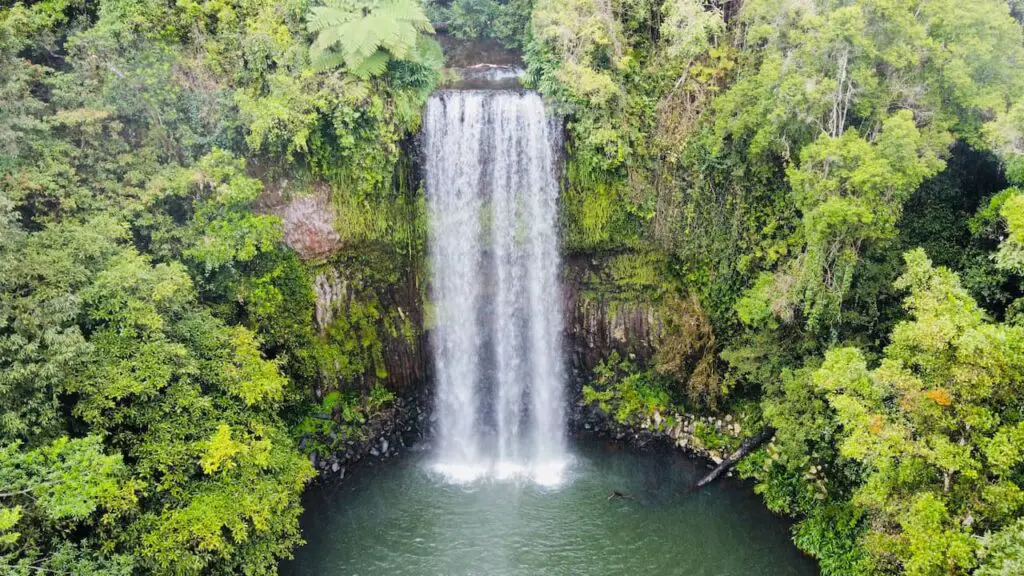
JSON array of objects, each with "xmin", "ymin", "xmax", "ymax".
[{"xmin": 277, "ymin": 189, "xmax": 341, "ymax": 260}]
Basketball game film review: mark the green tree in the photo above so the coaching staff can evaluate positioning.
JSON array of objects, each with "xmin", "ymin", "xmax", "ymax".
[
  {"xmin": 1, "ymin": 436, "xmax": 137, "ymax": 575},
  {"xmin": 721, "ymin": 0, "xmax": 1024, "ymax": 335},
  {"xmin": 813, "ymin": 249, "xmax": 1024, "ymax": 575},
  {"xmin": 307, "ymin": 0, "xmax": 439, "ymax": 77}
]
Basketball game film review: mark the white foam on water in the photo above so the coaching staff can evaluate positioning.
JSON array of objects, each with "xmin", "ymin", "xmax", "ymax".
[{"xmin": 427, "ymin": 456, "xmax": 573, "ymax": 488}]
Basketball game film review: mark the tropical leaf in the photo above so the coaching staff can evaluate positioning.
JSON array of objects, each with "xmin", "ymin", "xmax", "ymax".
[
  {"xmin": 352, "ymin": 50, "xmax": 392, "ymax": 79},
  {"xmin": 339, "ymin": 77, "xmax": 371, "ymax": 104},
  {"xmin": 310, "ymin": 48, "xmax": 346, "ymax": 72},
  {"xmin": 411, "ymin": 35, "xmax": 444, "ymax": 71},
  {"xmin": 305, "ymin": 0, "xmax": 436, "ymax": 77}
]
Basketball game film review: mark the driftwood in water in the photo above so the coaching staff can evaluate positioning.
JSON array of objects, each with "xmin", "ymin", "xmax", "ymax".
[
  {"xmin": 695, "ymin": 427, "xmax": 775, "ymax": 488},
  {"xmin": 607, "ymin": 491, "xmax": 634, "ymax": 501}
]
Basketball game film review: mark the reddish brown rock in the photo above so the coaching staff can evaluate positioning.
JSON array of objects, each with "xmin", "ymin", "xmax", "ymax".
[{"xmin": 276, "ymin": 190, "xmax": 341, "ymax": 260}]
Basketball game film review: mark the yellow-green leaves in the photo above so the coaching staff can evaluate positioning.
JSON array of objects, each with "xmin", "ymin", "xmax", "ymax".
[
  {"xmin": 995, "ymin": 190, "xmax": 1024, "ymax": 274},
  {"xmin": 225, "ymin": 327, "xmax": 287, "ymax": 406},
  {"xmin": 811, "ymin": 249, "xmax": 1024, "ymax": 574},
  {"xmin": 786, "ymin": 114, "xmax": 947, "ymax": 331},
  {"xmin": 985, "ymin": 423, "xmax": 1024, "ymax": 477},
  {"xmin": 200, "ymin": 425, "xmax": 245, "ymax": 475},
  {"xmin": 141, "ymin": 426, "xmax": 312, "ymax": 574},
  {"xmin": 200, "ymin": 424, "xmax": 273, "ymax": 475},
  {"xmin": 532, "ymin": 0, "xmax": 628, "ymax": 107},
  {"xmin": 0, "ymin": 505, "xmax": 20, "ymax": 548},
  {"xmin": 660, "ymin": 0, "xmax": 724, "ymax": 61},
  {"xmin": 0, "ymin": 436, "xmax": 134, "ymax": 525},
  {"xmin": 985, "ymin": 100, "xmax": 1024, "ymax": 185},
  {"xmin": 900, "ymin": 493, "xmax": 976, "ymax": 576}
]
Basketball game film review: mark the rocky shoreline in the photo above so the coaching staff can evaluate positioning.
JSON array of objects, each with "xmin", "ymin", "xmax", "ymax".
[
  {"xmin": 572, "ymin": 399, "xmax": 747, "ymax": 471},
  {"xmin": 307, "ymin": 392, "xmax": 432, "ymax": 483},
  {"xmin": 308, "ymin": 387, "xmax": 750, "ymax": 485}
]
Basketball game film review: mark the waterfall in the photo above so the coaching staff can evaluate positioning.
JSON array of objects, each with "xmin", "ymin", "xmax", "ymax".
[{"xmin": 424, "ymin": 89, "xmax": 568, "ymax": 486}]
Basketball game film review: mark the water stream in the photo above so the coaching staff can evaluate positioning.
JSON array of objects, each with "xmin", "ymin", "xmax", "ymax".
[{"xmin": 424, "ymin": 89, "xmax": 567, "ymax": 485}]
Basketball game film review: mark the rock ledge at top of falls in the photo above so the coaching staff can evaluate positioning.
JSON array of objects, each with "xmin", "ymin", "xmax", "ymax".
[
  {"xmin": 443, "ymin": 64, "xmax": 525, "ymax": 90},
  {"xmin": 437, "ymin": 34, "xmax": 521, "ymax": 68},
  {"xmin": 437, "ymin": 34, "xmax": 525, "ymax": 90}
]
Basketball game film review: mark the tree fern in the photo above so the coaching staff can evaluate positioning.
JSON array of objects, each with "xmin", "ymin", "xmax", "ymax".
[{"xmin": 307, "ymin": 0, "xmax": 437, "ymax": 78}]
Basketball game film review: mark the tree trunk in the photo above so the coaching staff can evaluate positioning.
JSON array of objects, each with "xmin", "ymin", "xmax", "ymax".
[{"xmin": 695, "ymin": 427, "xmax": 775, "ymax": 488}]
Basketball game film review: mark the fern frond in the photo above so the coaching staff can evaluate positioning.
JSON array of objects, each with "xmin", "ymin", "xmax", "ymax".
[
  {"xmin": 352, "ymin": 50, "xmax": 391, "ymax": 79},
  {"xmin": 339, "ymin": 21, "xmax": 381, "ymax": 64},
  {"xmin": 306, "ymin": 6, "xmax": 354, "ymax": 33},
  {"xmin": 368, "ymin": 14, "xmax": 404, "ymax": 56},
  {"xmin": 340, "ymin": 77, "xmax": 372, "ymax": 103},
  {"xmin": 305, "ymin": 0, "xmax": 439, "ymax": 74},
  {"xmin": 310, "ymin": 26, "xmax": 344, "ymax": 56},
  {"xmin": 386, "ymin": 0, "xmax": 428, "ymax": 23},
  {"xmin": 412, "ymin": 19, "xmax": 434, "ymax": 34},
  {"xmin": 310, "ymin": 48, "xmax": 347, "ymax": 72}
]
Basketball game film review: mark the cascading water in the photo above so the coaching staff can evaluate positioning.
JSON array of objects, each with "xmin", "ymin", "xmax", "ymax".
[{"xmin": 424, "ymin": 89, "xmax": 568, "ymax": 486}]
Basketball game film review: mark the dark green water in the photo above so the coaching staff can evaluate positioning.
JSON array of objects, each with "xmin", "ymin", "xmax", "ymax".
[{"xmin": 283, "ymin": 439, "xmax": 818, "ymax": 575}]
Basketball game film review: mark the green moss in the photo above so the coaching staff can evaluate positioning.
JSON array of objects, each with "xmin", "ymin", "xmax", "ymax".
[
  {"xmin": 561, "ymin": 167, "xmax": 645, "ymax": 253},
  {"xmin": 607, "ymin": 252, "xmax": 667, "ymax": 295},
  {"xmin": 316, "ymin": 297, "xmax": 387, "ymax": 382},
  {"xmin": 583, "ymin": 352, "xmax": 679, "ymax": 430},
  {"xmin": 296, "ymin": 384, "xmax": 396, "ymax": 451},
  {"xmin": 692, "ymin": 421, "xmax": 738, "ymax": 452},
  {"xmin": 331, "ymin": 183, "xmax": 426, "ymax": 254},
  {"xmin": 579, "ymin": 251, "xmax": 669, "ymax": 305}
]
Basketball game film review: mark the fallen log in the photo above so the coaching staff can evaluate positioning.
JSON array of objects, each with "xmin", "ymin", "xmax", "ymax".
[{"xmin": 695, "ymin": 427, "xmax": 775, "ymax": 488}]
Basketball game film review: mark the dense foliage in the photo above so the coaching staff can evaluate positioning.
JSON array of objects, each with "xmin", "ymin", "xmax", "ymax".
[
  {"xmin": 0, "ymin": 0, "xmax": 438, "ymax": 573},
  {"xmin": 3, "ymin": 0, "xmax": 1024, "ymax": 574},
  {"xmin": 517, "ymin": 0, "xmax": 1024, "ymax": 574}
]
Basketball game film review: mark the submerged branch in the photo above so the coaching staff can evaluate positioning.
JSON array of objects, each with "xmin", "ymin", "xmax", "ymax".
[{"xmin": 694, "ymin": 427, "xmax": 775, "ymax": 488}]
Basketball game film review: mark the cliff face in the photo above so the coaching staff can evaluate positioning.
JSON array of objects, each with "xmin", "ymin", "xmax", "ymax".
[
  {"xmin": 309, "ymin": 263, "xmax": 428, "ymax": 394},
  {"xmin": 258, "ymin": 35, "xmax": 670, "ymax": 463},
  {"xmin": 283, "ymin": 199, "xmax": 661, "ymax": 392},
  {"xmin": 563, "ymin": 254, "xmax": 663, "ymax": 380},
  {"xmin": 264, "ymin": 179, "xmax": 666, "ymax": 412}
]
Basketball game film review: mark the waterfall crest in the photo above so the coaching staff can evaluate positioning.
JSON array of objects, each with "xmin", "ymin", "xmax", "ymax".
[{"xmin": 424, "ymin": 90, "xmax": 568, "ymax": 486}]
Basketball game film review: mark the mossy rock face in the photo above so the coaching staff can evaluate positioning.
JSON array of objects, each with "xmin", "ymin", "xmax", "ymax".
[
  {"xmin": 311, "ymin": 253, "xmax": 427, "ymax": 396},
  {"xmin": 562, "ymin": 252, "xmax": 670, "ymax": 382}
]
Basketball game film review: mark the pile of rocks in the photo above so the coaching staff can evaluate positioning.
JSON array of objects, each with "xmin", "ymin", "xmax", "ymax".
[
  {"xmin": 575, "ymin": 400, "xmax": 745, "ymax": 466},
  {"xmin": 308, "ymin": 394, "xmax": 430, "ymax": 482}
]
